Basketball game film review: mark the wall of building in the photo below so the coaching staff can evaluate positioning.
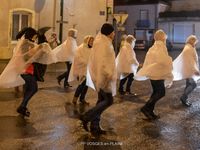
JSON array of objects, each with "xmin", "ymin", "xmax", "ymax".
[
  {"xmin": 114, "ymin": 4, "xmax": 157, "ymax": 34},
  {"xmin": 159, "ymin": 21, "xmax": 200, "ymax": 49},
  {"xmin": 0, "ymin": 0, "xmax": 112, "ymax": 60},
  {"xmin": 114, "ymin": 3, "xmax": 169, "ymax": 34},
  {"xmin": 170, "ymin": 0, "xmax": 200, "ymax": 11},
  {"xmin": 61, "ymin": 0, "xmax": 110, "ymax": 45},
  {"xmin": 0, "ymin": 0, "xmax": 55, "ymax": 59}
]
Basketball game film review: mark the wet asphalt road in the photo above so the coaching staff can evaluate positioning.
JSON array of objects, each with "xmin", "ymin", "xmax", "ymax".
[{"xmin": 0, "ymin": 50, "xmax": 200, "ymax": 150}]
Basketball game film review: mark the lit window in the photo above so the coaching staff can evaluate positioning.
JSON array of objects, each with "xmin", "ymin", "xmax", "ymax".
[{"xmin": 12, "ymin": 11, "xmax": 32, "ymax": 40}]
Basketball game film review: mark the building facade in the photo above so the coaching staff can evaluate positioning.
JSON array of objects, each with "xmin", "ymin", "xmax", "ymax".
[
  {"xmin": 114, "ymin": 0, "xmax": 170, "ymax": 50},
  {"xmin": 0, "ymin": 0, "xmax": 113, "ymax": 60},
  {"xmin": 115, "ymin": 0, "xmax": 200, "ymax": 50},
  {"xmin": 158, "ymin": 0, "xmax": 200, "ymax": 49}
]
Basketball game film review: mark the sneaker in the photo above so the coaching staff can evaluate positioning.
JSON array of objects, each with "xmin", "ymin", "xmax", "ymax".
[
  {"xmin": 90, "ymin": 126, "xmax": 107, "ymax": 136},
  {"xmin": 180, "ymin": 96, "xmax": 191, "ymax": 107},
  {"xmin": 79, "ymin": 115, "xmax": 89, "ymax": 132},
  {"xmin": 181, "ymin": 99, "xmax": 192, "ymax": 107},
  {"xmin": 125, "ymin": 91, "xmax": 138, "ymax": 96},
  {"xmin": 141, "ymin": 107, "xmax": 154, "ymax": 120}
]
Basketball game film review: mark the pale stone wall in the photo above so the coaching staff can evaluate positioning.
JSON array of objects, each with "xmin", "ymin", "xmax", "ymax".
[
  {"xmin": 0, "ymin": 0, "xmax": 36, "ymax": 59},
  {"xmin": 0, "ymin": 0, "xmax": 113, "ymax": 59},
  {"xmin": 62, "ymin": 0, "xmax": 110, "ymax": 45}
]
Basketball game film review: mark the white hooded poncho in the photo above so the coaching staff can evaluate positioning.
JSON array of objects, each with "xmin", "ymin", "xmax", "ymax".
[
  {"xmin": 173, "ymin": 43, "xmax": 200, "ymax": 82},
  {"xmin": 50, "ymin": 36, "xmax": 77, "ymax": 63},
  {"xmin": 0, "ymin": 38, "xmax": 52, "ymax": 88},
  {"xmin": 86, "ymin": 33, "xmax": 117, "ymax": 95},
  {"xmin": 135, "ymin": 40, "xmax": 173, "ymax": 85},
  {"xmin": 116, "ymin": 42, "xmax": 139, "ymax": 79},
  {"xmin": 68, "ymin": 42, "xmax": 91, "ymax": 82}
]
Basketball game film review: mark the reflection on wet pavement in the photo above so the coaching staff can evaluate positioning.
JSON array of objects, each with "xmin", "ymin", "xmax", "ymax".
[{"xmin": 0, "ymin": 116, "xmax": 38, "ymax": 139}]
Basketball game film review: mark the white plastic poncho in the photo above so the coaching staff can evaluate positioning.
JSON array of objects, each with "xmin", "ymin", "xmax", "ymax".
[
  {"xmin": 0, "ymin": 38, "xmax": 52, "ymax": 88},
  {"xmin": 86, "ymin": 33, "xmax": 117, "ymax": 95},
  {"xmin": 50, "ymin": 37, "xmax": 77, "ymax": 63},
  {"xmin": 68, "ymin": 42, "xmax": 91, "ymax": 82},
  {"xmin": 135, "ymin": 40, "xmax": 173, "ymax": 85},
  {"xmin": 173, "ymin": 43, "xmax": 200, "ymax": 82},
  {"xmin": 116, "ymin": 42, "xmax": 139, "ymax": 79}
]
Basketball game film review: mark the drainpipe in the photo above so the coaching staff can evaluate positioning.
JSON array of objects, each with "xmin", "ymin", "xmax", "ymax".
[
  {"xmin": 52, "ymin": 0, "xmax": 56, "ymax": 31},
  {"xmin": 155, "ymin": 4, "xmax": 158, "ymax": 30},
  {"xmin": 59, "ymin": 0, "xmax": 64, "ymax": 42}
]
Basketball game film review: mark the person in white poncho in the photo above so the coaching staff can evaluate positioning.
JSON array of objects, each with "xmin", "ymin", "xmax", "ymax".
[
  {"xmin": 172, "ymin": 35, "xmax": 200, "ymax": 107},
  {"xmin": 0, "ymin": 27, "xmax": 51, "ymax": 117},
  {"xmin": 70, "ymin": 35, "xmax": 94, "ymax": 105},
  {"xmin": 55, "ymin": 28, "xmax": 78, "ymax": 88},
  {"xmin": 135, "ymin": 29, "xmax": 173, "ymax": 120},
  {"xmin": 80, "ymin": 23, "xmax": 116, "ymax": 136},
  {"xmin": 116, "ymin": 35, "xmax": 139, "ymax": 95}
]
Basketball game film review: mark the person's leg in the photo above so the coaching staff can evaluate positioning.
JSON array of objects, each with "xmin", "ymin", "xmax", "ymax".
[
  {"xmin": 180, "ymin": 78, "xmax": 197, "ymax": 107},
  {"xmin": 119, "ymin": 77, "xmax": 128, "ymax": 95},
  {"xmin": 125, "ymin": 73, "xmax": 134, "ymax": 94},
  {"xmin": 141, "ymin": 80, "xmax": 165, "ymax": 119},
  {"xmin": 90, "ymin": 90, "xmax": 113, "ymax": 135},
  {"xmin": 64, "ymin": 61, "xmax": 72, "ymax": 88},
  {"xmin": 80, "ymin": 89, "xmax": 113, "ymax": 133},
  {"xmin": 72, "ymin": 79, "xmax": 86, "ymax": 105},
  {"xmin": 57, "ymin": 72, "xmax": 67, "ymax": 85},
  {"xmin": 79, "ymin": 80, "xmax": 89, "ymax": 104},
  {"xmin": 57, "ymin": 62, "xmax": 68, "ymax": 85},
  {"xmin": 17, "ymin": 74, "xmax": 38, "ymax": 117}
]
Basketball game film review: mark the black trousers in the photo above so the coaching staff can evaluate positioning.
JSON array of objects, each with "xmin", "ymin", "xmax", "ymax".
[
  {"xmin": 143, "ymin": 80, "xmax": 165, "ymax": 112},
  {"xmin": 74, "ymin": 79, "xmax": 88, "ymax": 101},
  {"xmin": 33, "ymin": 63, "xmax": 47, "ymax": 82},
  {"xmin": 20, "ymin": 74, "xmax": 38, "ymax": 108},
  {"xmin": 57, "ymin": 61, "xmax": 72, "ymax": 87},
  {"xmin": 119, "ymin": 73, "xmax": 134, "ymax": 92},
  {"xmin": 181, "ymin": 78, "xmax": 197, "ymax": 100},
  {"xmin": 83, "ymin": 89, "xmax": 113, "ymax": 128}
]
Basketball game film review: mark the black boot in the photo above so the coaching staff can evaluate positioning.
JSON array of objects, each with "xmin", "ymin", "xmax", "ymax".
[
  {"xmin": 17, "ymin": 106, "xmax": 30, "ymax": 117},
  {"xmin": 56, "ymin": 77, "xmax": 62, "ymax": 85}
]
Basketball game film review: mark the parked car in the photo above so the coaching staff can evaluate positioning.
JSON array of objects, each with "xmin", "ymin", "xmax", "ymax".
[{"xmin": 135, "ymin": 40, "xmax": 147, "ymax": 50}]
